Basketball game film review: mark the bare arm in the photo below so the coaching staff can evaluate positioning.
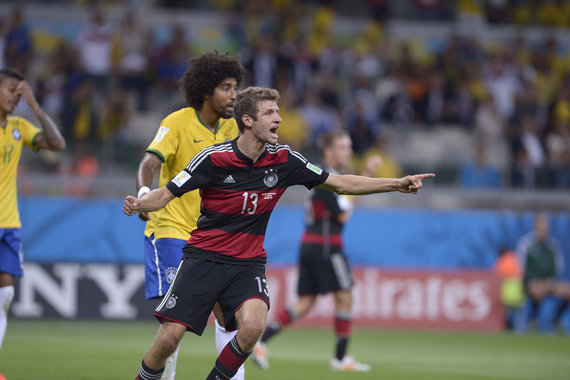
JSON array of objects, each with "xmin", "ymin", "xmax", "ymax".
[
  {"xmin": 136, "ymin": 152, "xmax": 162, "ymax": 190},
  {"xmin": 320, "ymin": 173, "xmax": 435, "ymax": 195},
  {"xmin": 136, "ymin": 152, "xmax": 162, "ymax": 221},
  {"xmin": 334, "ymin": 155, "xmax": 382, "ymax": 223},
  {"xmin": 123, "ymin": 187, "xmax": 176, "ymax": 216},
  {"xmin": 17, "ymin": 81, "xmax": 66, "ymax": 151}
]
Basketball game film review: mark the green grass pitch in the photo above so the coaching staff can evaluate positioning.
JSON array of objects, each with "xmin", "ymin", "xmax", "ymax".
[{"xmin": 1, "ymin": 320, "xmax": 569, "ymax": 379}]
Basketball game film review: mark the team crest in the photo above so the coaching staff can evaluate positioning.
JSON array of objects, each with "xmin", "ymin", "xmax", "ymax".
[
  {"xmin": 165, "ymin": 266, "xmax": 177, "ymax": 284},
  {"xmin": 263, "ymin": 169, "xmax": 278, "ymax": 187},
  {"xmin": 12, "ymin": 129, "xmax": 21, "ymax": 140},
  {"xmin": 165, "ymin": 295, "xmax": 177, "ymax": 309}
]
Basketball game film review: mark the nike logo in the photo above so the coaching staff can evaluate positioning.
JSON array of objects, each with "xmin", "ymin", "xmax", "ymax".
[{"xmin": 193, "ymin": 138, "xmax": 203, "ymax": 143}]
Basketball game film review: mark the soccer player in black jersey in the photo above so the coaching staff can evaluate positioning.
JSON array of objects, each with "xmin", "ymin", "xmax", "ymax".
[
  {"xmin": 251, "ymin": 130, "xmax": 380, "ymax": 371},
  {"xmin": 124, "ymin": 87, "xmax": 435, "ymax": 380}
]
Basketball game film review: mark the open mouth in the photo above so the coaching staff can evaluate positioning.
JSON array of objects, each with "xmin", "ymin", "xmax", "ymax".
[{"xmin": 270, "ymin": 126, "xmax": 278, "ymax": 136}]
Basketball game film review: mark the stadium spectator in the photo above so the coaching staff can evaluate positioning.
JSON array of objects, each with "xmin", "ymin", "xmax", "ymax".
[
  {"xmin": 114, "ymin": 9, "xmax": 152, "ymax": 111},
  {"xmin": 474, "ymin": 93, "xmax": 505, "ymax": 142},
  {"xmin": 74, "ymin": 4, "xmax": 115, "ymax": 104},
  {"xmin": 520, "ymin": 116, "xmax": 546, "ymax": 176},
  {"xmin": 346, "ymin": 71, "xmax": 382, "ymax": 155},
  {"xmin": 420, "ymin": 69, "xmax": 447, "ymax": 126},
  {"xmin": 299, "ymin": 88, "xmax": 342, "ymax": 150},
  {"xmin": 134, "ymin": 52, "xmax": 246, "ymax": 380},
  {"xmin": 0, "ymin": 68, "xmax": 66, "ymax": 358},
  {"xmin": 60, "ymin": 77, "xmax": 99, "ymax": 148},
  {"xmin": 345, "ymin": 100, "xmax": 379, "ymax": 156},
  {"xmin": 151, "ymin": 24, "xmax": 192, "ymax": 107},
  {"xmin": 457, "ymin": 144, "xmax": 502, "ymax": 189},
  {"xmin": 123, "ymin": 86, "xmax": 434, "ymax": 380},
  {"xmin": 242, "ymin": 34, "xmax": 280, "ymax": 89},
  {"xmin": 516, "ymin": 213, "xmax": 570, "ymax": 329},
  {"xmin": 482, "ymin": 53, "xmax": 522, "ymax": 123},
  {"xmin": 251, "ymin": 130, "xmax": 381, "ymax": 372},
  {"xmin": 545, "ymin": 120, "xmax": 570, "ymax": 188},
  {"xmin": 36, "ymin": 43, "xmax": 69, "ymax": 123},
  {"xmin": 359, "ymin": 134, "xmax": 403, "ymax": 179},
  {"xmin": 2, "ymin": 5, "xmax": 32, "ymax": 76},
  {"xmin": 98, "ymin": 84, "xmax": 132, "ymax": 167}
]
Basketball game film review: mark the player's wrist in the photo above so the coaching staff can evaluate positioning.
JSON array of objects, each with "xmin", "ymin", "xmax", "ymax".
[
  {"xmin": 395, "ymin": 178, "xmax": 404, "ymax": 191},
  {"xmin": 138, "ymin": 186, "xmax": 150, "ymax": 199}
]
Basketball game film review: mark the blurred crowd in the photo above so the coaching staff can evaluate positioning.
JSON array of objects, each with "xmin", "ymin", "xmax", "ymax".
[{"xmin": 2, "ymin": 0, "xmax": 570, "ymax": 190}]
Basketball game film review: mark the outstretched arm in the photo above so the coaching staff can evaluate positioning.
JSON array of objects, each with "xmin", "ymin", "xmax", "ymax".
[
  {"xmin": 17, "ymin": 81, "xmax": 66, "ymax": 151},
  {"xmin": 123, "ymin": 187, "xmax": 176, "ymax": 216},
  {"xmin": 319, "ymin": 173, "xmax": 435, "ymax": 195}
]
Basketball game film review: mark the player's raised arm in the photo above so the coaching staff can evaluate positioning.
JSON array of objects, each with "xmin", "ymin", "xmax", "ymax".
[
  {"xmin": 123, "ymin": 187, "xmax": 176, "ymax": 216},
  {"xmin": 17, "ymin": 80, "xmax": 66, "ymax": 152},
  {"xmin": 319, "ymin": 173, "xmax": 435, "ymax": 195}
]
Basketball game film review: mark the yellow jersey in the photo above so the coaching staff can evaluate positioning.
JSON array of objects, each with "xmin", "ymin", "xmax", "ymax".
[
  {"xmin": 0, "ymin": 116, "xmax": 41, "ymax": 228},
  {"xmin": 144, "ymin": 107, "xmax": 239, "ymax": 240}
]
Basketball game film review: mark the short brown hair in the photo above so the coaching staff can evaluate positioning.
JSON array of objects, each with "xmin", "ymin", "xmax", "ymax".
[
  {"xmin": 234, "ymin": 87, "xmax": 280, "ymax": 133},
  {"xmin": 317, "ymin": 130, "xmax": 349, "ymax": 155}
]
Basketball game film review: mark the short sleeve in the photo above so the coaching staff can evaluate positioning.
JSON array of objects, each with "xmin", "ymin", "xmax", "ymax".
[
  {"xmin": 17, "ymin": 117, "xmax": 41, "ymax": 149},
  {"xmin": 166, "ymin": 151, "xmax": 212, "ymax": 197},
  {"xmin": 286, "ymin": 149, "xmax": 329, "ymax": 189},
  {"xmin": 146, "ymin": 118, "xmax": 177, "ymax": 163}
]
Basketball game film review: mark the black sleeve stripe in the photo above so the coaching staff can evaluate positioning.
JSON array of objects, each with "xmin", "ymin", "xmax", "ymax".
[{"xmin": 186, "ymin": 142, "xmax": 233, "ymax": 172}]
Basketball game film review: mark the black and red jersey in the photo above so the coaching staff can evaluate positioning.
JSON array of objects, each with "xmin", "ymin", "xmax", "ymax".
[
  {"xmin": 166, "ymin": 139, "xmax": 329, "ymax": 263},
  {"xmin": 301, "ymin": 165, "xmax": 350, "ymax": 248}
]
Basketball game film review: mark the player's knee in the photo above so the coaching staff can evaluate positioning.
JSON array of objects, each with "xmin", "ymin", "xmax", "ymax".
[
  {"xmin": 237, "ymin": 320, "xmax": 265, "ymax": 348},
  {"xmin": 156, "ymin": 333, "xmax": 181, "ymax": 356}
]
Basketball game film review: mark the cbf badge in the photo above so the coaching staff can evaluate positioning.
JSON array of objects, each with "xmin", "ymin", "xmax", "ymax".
[
  {"xmin": 165, "ymin": 266, "xmax": 177, "ymax": 284},
  {"xmin": 263, "ymin": 169, "xmax": 278, "ymax": 187},
  {"xmin": 12, "ymin": 129, "xmax": 21, "ymax": 140}
]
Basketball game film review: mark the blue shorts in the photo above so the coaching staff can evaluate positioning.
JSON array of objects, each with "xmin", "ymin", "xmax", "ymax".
[
  {"xmin": 144, "ymin": 234, "xmax": 187, "ymax": 299},
  {"xmin": 0, "ymin": 228, "xmax": 24, "ymax": 277}
]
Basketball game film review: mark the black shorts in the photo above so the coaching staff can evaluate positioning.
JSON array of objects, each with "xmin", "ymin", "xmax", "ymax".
[
  {"xmin": 154, "ymin": 257, "xmax": 270, "ymax": 335},
  {"xmin": 297, "ymin": 242, "xmax": 353, "ymax": 296}
]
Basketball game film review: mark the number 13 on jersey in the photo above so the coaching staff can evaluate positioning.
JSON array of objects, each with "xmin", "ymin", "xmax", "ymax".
[
  {"xmin": 255, "ymin": 276, "xmax": 269, "ymax": 296},
  {"xmin": 241, "ymin": 192, "xmax": 258, "ymax": 214}
]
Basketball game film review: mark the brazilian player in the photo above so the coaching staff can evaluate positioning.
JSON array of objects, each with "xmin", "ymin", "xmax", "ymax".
[
  {"xmin": 135, "ymin": 52, "xmax": 245, "ymax": 380},
  {"xmin": 0, "ymin": 68, "xmax": 66, "ymax": 356}
]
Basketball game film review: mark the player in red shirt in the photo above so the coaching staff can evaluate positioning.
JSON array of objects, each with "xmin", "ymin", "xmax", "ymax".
[{"xmin": 124, "ymin": 87, "xmax": 434, "ymax": 380}]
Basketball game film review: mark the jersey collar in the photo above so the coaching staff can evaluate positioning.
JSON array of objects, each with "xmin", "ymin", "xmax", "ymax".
[
  {"xmin": 231, "ymin": 138, "xmax": 267, "ymax": 166},
  {"xmin": 195, "ymin": 109, "xmax": 220, "ymax": 134}
]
